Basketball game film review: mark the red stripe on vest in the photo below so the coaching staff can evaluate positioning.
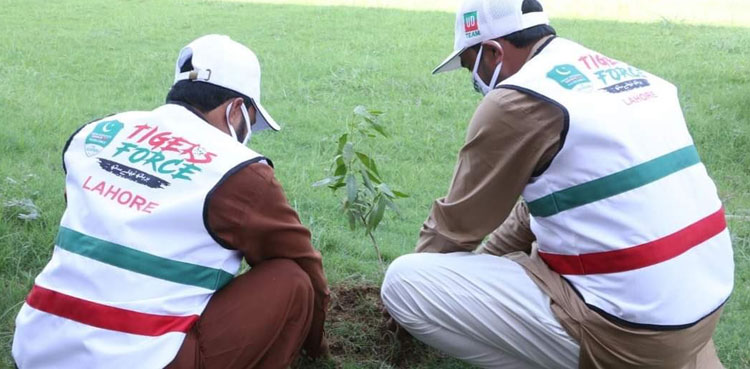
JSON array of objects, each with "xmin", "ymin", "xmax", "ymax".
[
  {"xmin": 26, "ymin": 285, "xmax": 199, "ymax": 336},
  {"xmin": 539, "ymin": 207, "xmax": 726, "ymax": 275}
]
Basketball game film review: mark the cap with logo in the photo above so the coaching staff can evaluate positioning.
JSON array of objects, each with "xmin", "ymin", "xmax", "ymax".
[
  {"xmin": 174, "ymin": 34, "xmax": 280, "ymax": 132},
  {"xmin": 432, "ymin": 0, "xmax": 549, "ymax": 74}
]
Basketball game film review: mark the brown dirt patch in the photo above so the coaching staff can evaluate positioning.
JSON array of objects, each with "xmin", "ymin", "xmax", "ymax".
[{"xmin": 295, "ymin": 284, "xmax": 450, "ymax": 368}]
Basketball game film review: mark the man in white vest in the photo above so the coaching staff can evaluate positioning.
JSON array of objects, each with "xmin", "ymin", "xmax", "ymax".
[
  {"xmin": 13, "ymin": 34, "xmax": 330, "ymax": 369},
  {"xmin": 381, "ymin": 0, "xmax": 733, "ymax": 368}
]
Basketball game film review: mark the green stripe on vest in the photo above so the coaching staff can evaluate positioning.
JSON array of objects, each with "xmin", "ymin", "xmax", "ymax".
[
  {"xmin": 55, "ymin": 227, "xmax": 234, "ymax": 290},
  {"xmin": 527, "ymin": 145, "xmax": 701, "ymax": 217}
]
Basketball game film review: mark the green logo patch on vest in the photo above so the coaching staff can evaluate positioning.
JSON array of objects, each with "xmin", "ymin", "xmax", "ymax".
[
  {"xmin": 85, "ymin": 120, "xmax": 124, "ymax": 157},
  {"xmin": 464, "ymin": 11, "xmax": 480, "ymax": 38},
  {"xmin": 547, "ymin": 64, "xmax": 590, "ymax": 90}
]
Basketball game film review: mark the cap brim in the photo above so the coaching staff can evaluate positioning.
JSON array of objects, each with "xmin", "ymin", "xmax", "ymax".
[
  {"xmin": 432, "ymin": 48, "xmax": 466, "ymax": 75},
  {"xmin": 250, "ymin": 100, "xmax": 280, "ymax": 132}
]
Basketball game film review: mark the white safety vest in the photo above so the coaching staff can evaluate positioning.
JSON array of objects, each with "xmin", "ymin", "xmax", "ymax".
[
  {"xmin": 501, "ymin": 37, "xmax": 733, "ymax": 328},
  {"xmin": 13, "ymin": 104, "xmax": 268, "ymax": 368}
]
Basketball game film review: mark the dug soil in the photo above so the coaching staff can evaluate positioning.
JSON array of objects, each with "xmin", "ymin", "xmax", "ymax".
[{"xmin": 298, "ymin": 284, "xmax": 454, "ymax": 368}]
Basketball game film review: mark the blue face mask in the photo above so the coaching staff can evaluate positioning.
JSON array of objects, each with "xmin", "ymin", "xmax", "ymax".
[{"xmin": 472, "ymin": 43, "xmax": 503, "ymax": 96}]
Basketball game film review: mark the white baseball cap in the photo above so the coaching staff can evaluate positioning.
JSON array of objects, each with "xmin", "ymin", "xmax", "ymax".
[
  {"xmin": 174, "ymin": 34, "xmax": 280, "ymax": 132},
  {"xmin": 432, "ymin": 0, "xmax": 549, "ymax": 74}
]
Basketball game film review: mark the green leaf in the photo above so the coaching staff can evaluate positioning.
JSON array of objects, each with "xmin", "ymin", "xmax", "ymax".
[
  {"xmin": 384, "ymin": 197, "xmax": 401, "ymax": 215},
  {"xmin": 346, "ymin": 174, "xmax": 357, "ymax": 204},
  {"xmin": 333, "ymin": 155, "xmax": 344, "ymax": 170},
  {"xmin": 334, "ymin": 162, "xmax": 347, "ymax": 176},
  {"xmin": 377, "ymin": 183, "xmax": 396, "ymax": 198},
  {"xmin": 312, "ymin": 176, "xmax": 342, "ymax": 187},
  {"xmin": 337, "ymin": 133, "xmax": 348, "ymax": 154},
  {"xmin": 367, "ymin": 195, "xmax": 387, "ymax": 233},
  {"xmin": 355, "ymin": 152, "xmax": 381, "ymax": 178},
  {"xmin": 328, "ymin": 182, "xmax": 346, "ymax": 191},
  {"xmin": 365, "ymin": 169, "xmax": 382, "ymax": 184},
  {"xmin": 392, "ymin": 190, "xmax": 409, "ymax": 198},
  {"xmin": 360, "ymin": 169, "xmax": 375, "ymax": 192},
  {"xmin": 369, "ymin": 122, "xmax": 389, "ymax": 137},
  {"xmin": 343, "ymin": 142, "xmax": 354, "ymax": 163}
]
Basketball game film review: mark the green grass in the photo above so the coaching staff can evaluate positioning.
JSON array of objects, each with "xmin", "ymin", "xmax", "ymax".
[{"xmin": 1, "ymin": 0, "xmax": 749, "ymax": 367}]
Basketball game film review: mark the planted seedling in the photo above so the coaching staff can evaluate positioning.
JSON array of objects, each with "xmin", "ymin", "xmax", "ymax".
[{"xmin": 314, "ymin": 106, "xmax": 408, "ymax": 268}]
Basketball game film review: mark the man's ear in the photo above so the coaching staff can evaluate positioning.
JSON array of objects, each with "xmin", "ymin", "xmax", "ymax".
[
  {"xmin": 482, "ymin": 40, "xmax": 504, "ymax": 66},
  {"xmin": 228, "ymin": 97, "xmax": 245, "ymax": 125}
]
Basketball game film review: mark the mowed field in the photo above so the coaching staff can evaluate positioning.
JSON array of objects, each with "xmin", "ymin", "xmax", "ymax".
[{"xmin": 1, "ymin": 0, "xmax": 749, "ymax": 367}]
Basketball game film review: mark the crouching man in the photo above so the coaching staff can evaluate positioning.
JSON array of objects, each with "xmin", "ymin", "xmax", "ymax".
[
  {"xmin": 381, "ymin": 0, "xmax": 733, "ymax": 368},
  {"xmin": 13, "ymin": 34, "xmax": 329, "ymax": 369}
]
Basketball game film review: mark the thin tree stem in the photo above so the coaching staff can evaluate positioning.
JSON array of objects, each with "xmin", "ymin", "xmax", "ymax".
[
  {"xmin": 367, "ymin": 230, "xmax": 385, "ymax": 271},
  {"xmin": 360, "ymin": 215, "xmax": 385, "ymax": 270}
]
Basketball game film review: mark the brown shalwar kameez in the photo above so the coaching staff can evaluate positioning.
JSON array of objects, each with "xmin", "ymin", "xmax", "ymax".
[
  {"xmin": 167, "ymin": 163, "xmax": 329, "ymax": 369},
  {"xmin": 416, "ymin": 36, "xmax": 726, "ymax": 369}
]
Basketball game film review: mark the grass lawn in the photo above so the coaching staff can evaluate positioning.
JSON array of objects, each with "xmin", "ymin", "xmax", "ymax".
[{"xmin": 1, "ymin": 0, "xmax": 749, "ymax": 367}]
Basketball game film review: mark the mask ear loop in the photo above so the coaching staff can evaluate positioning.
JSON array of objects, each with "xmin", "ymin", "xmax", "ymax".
[
  {"xmin": 225, "ymin": 102, "xmax": 239, "ymax": 141},
  {"xmin": 472, "ymin": 45, "xmax": 485, "ymax": 94},
  {"xmin": 239, "ymin": 103, "xmax": 252, "ymax": 145},
  {"xmin": 224, "ymin": 101, "xmax": 253, "ymax": 145},
  {"xmin": 472, "ymin": 42, "xmax": 504, "ymax": 95},
  {"xmin": 486, "ymin": 41, "xmax": 504, "ymax": 90},
  {"xmin": 472, "ymin": 45, "xmax": 484, "ymax": 74}
]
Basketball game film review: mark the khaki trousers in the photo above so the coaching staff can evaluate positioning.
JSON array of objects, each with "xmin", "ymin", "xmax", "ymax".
[{"xmin": 508, "ymin": 251, "xmax": 725, "ymax": 369}]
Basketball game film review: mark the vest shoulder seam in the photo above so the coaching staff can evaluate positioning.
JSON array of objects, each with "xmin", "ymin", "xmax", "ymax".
[
  {"xmin": 531, "ymin": 35, "xmax": 556, "ymax": 58},
  {"xmin": 496, "ymin": 84, "xmax": 569, "ymax": 177},
  {"xmin": 202, "ymin": 156, "xmax": 271, "ymax": 252}
]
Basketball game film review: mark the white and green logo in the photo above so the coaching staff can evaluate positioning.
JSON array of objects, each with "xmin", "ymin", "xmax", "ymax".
[
  {"xmin": 547, "ymin": 64, "xmax": 591, "ymax": 90},
  {"xmin": 85, "ymin": 120, "xmax": 124, "ymax": 157}
]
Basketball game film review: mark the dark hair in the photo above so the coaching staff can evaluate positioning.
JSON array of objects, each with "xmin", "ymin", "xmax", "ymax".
[
  {"xmin": 165, "ymin": 57, "xmax": 250, "ymax": 113},
  {"xmin": 470, "ymin": 0, "xmax": 556, "ymax": 51},
  {"xmin": 502, "ymin": 25, "xmax": 556, "ymax": 48},
  {"xmin": 503, "ymin": 0, "xmax": 556, "ymax": 48}
]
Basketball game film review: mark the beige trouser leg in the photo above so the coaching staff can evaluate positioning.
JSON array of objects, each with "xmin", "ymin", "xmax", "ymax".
[{"xmin": 382, "ymin": 252, "xmax": 580, "ymax": 369}]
